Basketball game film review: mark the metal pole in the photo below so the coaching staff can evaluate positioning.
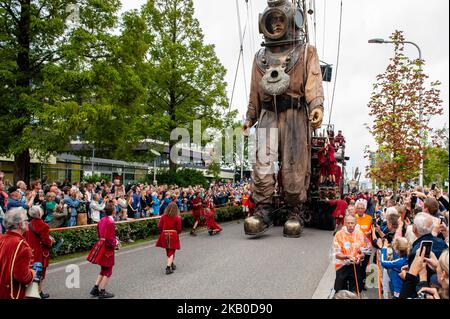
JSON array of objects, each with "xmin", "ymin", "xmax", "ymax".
[
  {"xmin": 153, "ymin": 158, "xmax": 157, "ymax": 185},
  {"xmin": 410, "ymin": 43, "xmax": 424, "ymax": 188},
  {"xmin": 240, "ymin": 135, "xmax": 244, "ymax": 181},
  {"xmin": 92, "ymin": 147, "xmax": 95, "ymax": 174}
]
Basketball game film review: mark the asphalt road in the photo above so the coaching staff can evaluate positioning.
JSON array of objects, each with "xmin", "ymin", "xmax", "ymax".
[{"xmin": 45, "ymin": 221, "xmax": 335, "ymax": 299}]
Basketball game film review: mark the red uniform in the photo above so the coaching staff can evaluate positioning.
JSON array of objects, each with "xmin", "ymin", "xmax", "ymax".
[
  {"xmin": 87, "ymin": 216, "xmax": 116, "ymax": 277},
  {"xmin": 327, "ymin": 143, "xmax": 336, "ymax": 164},
  {"xmin": 156, "ymin": 214, "xmax": 182, "ymax": 258},
  {"xmin": 328, "ymin": 199, "xmax": 348, "ymax": 225},
  {"xmin": 331, "ymin": 163, "xmax": 342, "ymax": 186},
  {"xmin": 24, "ymin": 218, "xmax": 52, "ymax": 280},
  {"xmin": 334, "ymin": 133, "xmax": 345, "ymax": 147},
  {"xmin": 204, "ymin": 200, "xmax": 222, "ymax": 233},
  {"xmin": 248, "ymin": 196, "xmax": 256, "ymax": 216},
  {"xmin": 192, "ymin": 196, "xmax": 203, "ymax": 222},
  {"xmin": 318, "ymin": 146, "xmax": 327, "ymax": 176},
  {"xmin": 0, "ymin": 232, "xmax": 34, "ymax": 299},
  {"xmin": 241, "ymin": 195, "xmax": 250, "ymax": 207}
]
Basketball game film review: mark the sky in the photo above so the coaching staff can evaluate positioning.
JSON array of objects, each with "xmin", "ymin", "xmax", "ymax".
[{"xmin": 121, "ymin": 0, "xmax": 449, "ymax": 182}]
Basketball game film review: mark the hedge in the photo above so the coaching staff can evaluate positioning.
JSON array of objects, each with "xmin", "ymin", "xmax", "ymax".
[{"xmin": 49, "ymin": 206, "xmax": 243, "ymax": 258}]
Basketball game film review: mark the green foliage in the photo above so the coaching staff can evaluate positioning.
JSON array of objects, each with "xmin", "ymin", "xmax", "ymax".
[
  {"xmin": 140, "ymin": 0, "xmax": 229, "ymax": 169},
  {"xmin": 423, "ymin": 146, "xmax": 449, "ymax": 186},
  {"xmin": 50, "ymin": 206, "xmax": 243, "ymax": 257},
  {"xmin": 155, "ymin": 168, "xmax": 209, "ymax": 188},
  {"xmin": 82, "ymin": 174, "xmax": 111, "ymax": 184},
  {"xmin": 0, "ymin": 0, "xmax": 121, "ymax": 183},
  {"xmin": 206, "ymin": 162, "xmax": 221, "ymax": 180}
]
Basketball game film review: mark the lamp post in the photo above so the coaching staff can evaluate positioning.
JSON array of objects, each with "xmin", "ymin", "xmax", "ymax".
[
  {"xmin": 150, "ymin": 149, "xmax": 161, "ymax": 186},
  {"xmin": 368, "ymin": 38, "xmax": 424, "ymax": 187}
]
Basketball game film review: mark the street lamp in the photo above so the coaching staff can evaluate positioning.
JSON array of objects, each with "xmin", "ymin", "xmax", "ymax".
[
  {"xmin": 150, "ymin": 149, "xmax": 161, "ymax": 185},
  {"xmin": 368, "ymin": 37, "xmax": 424, "ymax": 187}
]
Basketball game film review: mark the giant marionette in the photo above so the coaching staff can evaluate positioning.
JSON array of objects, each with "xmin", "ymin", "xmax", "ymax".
[{"xmin": 243, "ymin": 0, "xmax": 324, "ymax": 238}]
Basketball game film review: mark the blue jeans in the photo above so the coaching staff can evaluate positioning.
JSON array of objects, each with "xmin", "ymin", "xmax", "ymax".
[
  {"xmin": 69, "ymin": 216, "xmax": 77, "ymax": 227},
  {"xmin": 0, "ymin": 218, "xmax": 4, "ymax": 234}
]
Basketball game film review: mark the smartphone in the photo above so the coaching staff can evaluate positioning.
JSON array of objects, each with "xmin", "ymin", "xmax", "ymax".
[
  {"xmin": 431, "ymin": 183, "xmax": 436, "ymax": 191},
  {"xmin": 420, "ymin": 240, "xmax": 433, "ymax": 258},
  {"xmin": 411, "ymin": 195, "xmax": 418, "ymax": 207}
]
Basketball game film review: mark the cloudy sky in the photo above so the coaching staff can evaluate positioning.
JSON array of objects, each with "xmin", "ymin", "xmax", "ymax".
[{"xmin": 121, "ymin": 0, "xmax": 449, "ymax": 182}]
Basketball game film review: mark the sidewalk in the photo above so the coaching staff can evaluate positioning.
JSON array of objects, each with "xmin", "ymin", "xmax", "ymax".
[{"xmin": 311, "ymin": 247, "xmax": 381, "ymax": 299}]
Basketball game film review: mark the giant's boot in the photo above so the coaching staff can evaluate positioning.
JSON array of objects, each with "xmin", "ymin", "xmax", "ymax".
[
  {"xmin": 283, "ymin": 205, "xmax": 304, "ymax": 238},
  {"xmin": 244, "ymin": 205, "xmax": 272, "ymax": 236}
]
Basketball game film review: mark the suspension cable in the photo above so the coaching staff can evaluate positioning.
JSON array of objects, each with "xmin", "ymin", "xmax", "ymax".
[
  {"xmin": 322, "ymin": 0, "xmax": 330, "ymax": 115},
  {"xmin": 228, "ymin": 0, "xmax": 249, "ymax": 113},
  {"xmin": 328, "ymin": 0, "xmax": 343, "ymax": 125}
]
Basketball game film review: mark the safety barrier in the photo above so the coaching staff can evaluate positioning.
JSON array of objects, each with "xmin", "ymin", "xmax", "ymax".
[
  {"xmin": 49, "ymin": 202, "xmax": 237, "ymax": 233},
  {"xmin": 48, "ymin": 204, "xmax": 244, "ymax": 258}
]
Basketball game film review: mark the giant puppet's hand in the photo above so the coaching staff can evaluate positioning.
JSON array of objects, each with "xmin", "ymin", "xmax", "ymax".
[{"xmin": 309, "ymin": 108, "xmax": 324, "ymax": 129}]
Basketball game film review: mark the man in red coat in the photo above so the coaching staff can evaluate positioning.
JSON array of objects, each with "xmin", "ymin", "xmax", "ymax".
[
  {"xmin": 24, "ymin": 206, "xmax": 53, "ymax": 299},
  {"xmin": 190, "ymin": 192, "xmax": 203, "ymax": 236},
  {"xmin": 326, "ymin": 198, "xmax": 348, "ymax": 235},
  {"xmin": 0, "ymin": 207, "xmax": 35, "ymax": 299},
  {"xmin": 88, "ymin": 203, "xmax": 117, "ymax": 298}
]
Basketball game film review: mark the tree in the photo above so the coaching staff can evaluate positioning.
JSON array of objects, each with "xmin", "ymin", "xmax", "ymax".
[
  {"xmin": 0, "ymin": 0, "xmax": 121, "ymax": 184},
  {"xmin": 140, "ymin": 0, "xmax": 229, "ymax": 171},
  {"xmin": 78, "ymin": 9, "xmax": 154, "ymax": 162},
  {"xmin": 424, "ymin": 125, "xmax": 449, "ymax": 187},
  {"xmin": 206, "ymin": 161, "xmax": 221, "ymax": 181},
  {"xmin": 365, "ymin": 31, "xmax": 443, "ymax": 190}
]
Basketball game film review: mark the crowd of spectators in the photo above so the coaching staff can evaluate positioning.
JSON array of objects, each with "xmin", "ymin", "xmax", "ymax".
[
  {"xmin": 332, "ymin": 184, "xmax": 449, "ymax": 299},
  {"xmin": 0, "ymin": 171, "xmax": 252, "ymax": 231}
]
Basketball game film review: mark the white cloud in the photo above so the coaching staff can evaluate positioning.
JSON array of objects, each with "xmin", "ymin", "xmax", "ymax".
[{"xmin": 120, "ymin": 0, "xmax": 449, "ymax": 180}]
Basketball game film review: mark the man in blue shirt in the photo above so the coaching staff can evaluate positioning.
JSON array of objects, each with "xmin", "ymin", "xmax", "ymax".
[
  {"xmin": 63, "ymin": 187, "xmax": 80, "ymax": 227},
  {"xmin": 132, "ymin": 186, "xmax": 141, "ymax": 218}
]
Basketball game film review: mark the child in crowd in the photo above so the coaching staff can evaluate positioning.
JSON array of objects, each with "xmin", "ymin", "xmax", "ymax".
[
  {"xmin": 204, "ymin": 196, "xmax": 222, "ymax": 235},
  {"xmin": 156, "ymin": 202, "xmax": 182, "ymax": 275},
  {"xmin": 379, "ymin": 237, "xmax": 409, "ymax": 299}
]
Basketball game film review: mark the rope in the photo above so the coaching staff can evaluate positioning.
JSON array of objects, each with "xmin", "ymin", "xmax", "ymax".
[
  {"xmin": 10, "ymin": 239, "xmax": 24, "ymax": 299},
  {"xmin": 328, "ymin": 0, "xmax": 343, "ymax": 126},
  {"xmin": 228, "ymin": 0, "xmax": 249, "ymax": 113}
]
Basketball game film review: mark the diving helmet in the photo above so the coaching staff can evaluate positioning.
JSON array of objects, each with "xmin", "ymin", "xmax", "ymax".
[{"xmin": 259, "ymin": 0, "xmax": 305, "ymax": 46}]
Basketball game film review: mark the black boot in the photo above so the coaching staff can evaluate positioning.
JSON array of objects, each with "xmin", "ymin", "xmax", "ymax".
[
  {"xmin": 90, "ymin": 285, "xmax": 100, "ymax": 297},
  {"xmin": 171, "ymin": 263, "xmax": 176, "ymax": 271},
  {"xmin": 166, "ymin": 266, "xmax": 174, "ymax": 275},
  {"xmin": 98, "ymin": 289, "xmax": 114, "ymax": 299},
  {"xmin": 39, "ymin": 291, "xmax": 50, "ymax": 299}
]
